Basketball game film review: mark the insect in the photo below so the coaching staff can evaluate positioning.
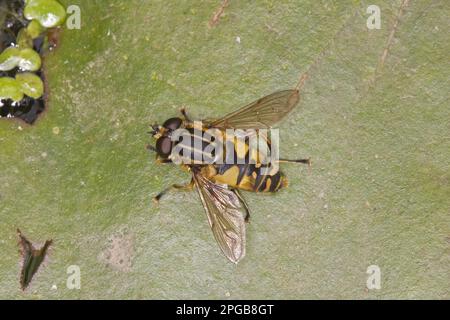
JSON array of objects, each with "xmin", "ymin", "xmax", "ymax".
[{"xmin": 147, "ymin": 89, "xmax": 311, "ymax": 263}]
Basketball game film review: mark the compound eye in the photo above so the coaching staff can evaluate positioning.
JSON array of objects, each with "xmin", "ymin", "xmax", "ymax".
[
  {"xmin": 163, "ymin": 117, "xmax": 182, "ymax": 131},
  {"xmin": 156, "ymin": 137, "xmax": 172, "ymax": 157}
]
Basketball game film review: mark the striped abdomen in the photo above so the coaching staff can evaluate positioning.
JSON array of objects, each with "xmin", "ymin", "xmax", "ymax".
[
  {"xmin": 205, "ymin": 163, "xmax": 288, "ymax": 193},
  {"xmin": 173, "ymin": 127, "xmax": 287, "ymax": 192}
]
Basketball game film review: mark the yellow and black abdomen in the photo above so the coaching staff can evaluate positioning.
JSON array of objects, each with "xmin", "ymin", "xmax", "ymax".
[
  {"xmin": 208, "ymin": 163, "xmax": 288, "ymax": 193},
  {"xmin": 209, "ymin": 129, "xmax": 287, "ymax": 192},
  {"xmin": 174, "ymin": 126, "xmax": 287, "ymax": 192}
]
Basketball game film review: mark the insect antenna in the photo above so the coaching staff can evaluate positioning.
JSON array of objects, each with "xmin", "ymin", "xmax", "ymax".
[{"xmin": 148, "ymin": 123, "xmax": 161, "ymax": 136}]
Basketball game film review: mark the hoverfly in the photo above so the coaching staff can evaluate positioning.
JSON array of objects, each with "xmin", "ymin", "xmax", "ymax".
[{"xmin": 148, "ymin": 89, "xmax": 310, "ymax": 263}]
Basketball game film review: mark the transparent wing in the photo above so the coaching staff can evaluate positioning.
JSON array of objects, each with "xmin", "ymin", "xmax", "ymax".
[
  {"xmin": 192, "ymin": 170, "xmax": 246, "ymax": 263},
  {"xmin": 208, "ymin": 90, "xmax": 300, "ymax": 129}
]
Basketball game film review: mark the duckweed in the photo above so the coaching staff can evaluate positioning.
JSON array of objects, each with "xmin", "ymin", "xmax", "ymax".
[
  {"xmin": 26, "ymin": 20, "xmax": 46, "ymax": 39},
  {"xmin": 0, "ymin": 47, "xmax": 21, "ymax": 71},
  {"xmin": 16, "ymin": 72, "xmax": 44, "ymax": 99},
  {"xmin": 0, "ymin": 77, "xmax": 24, "ymax": 102},
  {"xmin": 24, "ymin": 0, "xmax": 67, "ymax": 28},
  {"xmin": 17, "ymin": 29, "xmax": 34, "ymax": 49},
  {"xmin": 1, "ymin": 0, "xmax": 66, "ymax": 122},
  {"xmin": 0, "ymin": 46, "xmax": 42, "ymax": 71},
  {"xmin": 0, "ymin": 72, "xmax": 44, "ymax": 102},
  {"xmin": 17, "ymin": 48, "xmax": 42, "ymax": 71}
]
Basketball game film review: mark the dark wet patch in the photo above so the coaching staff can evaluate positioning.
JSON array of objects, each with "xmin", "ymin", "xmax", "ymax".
[
  {"xmin": 0, "ymin": 0, "xmax": 60, "ymax": 124},
  {"xmin": 0, "ymin": 0, "xmax": 25, "ymax": 35},
  {"xmin": 0, "ymin": 95, "xmax": 46, "ymax": 124},
  {"xmin": 17, "ymin": 229, "xmax": 53, "ymax": 291}
]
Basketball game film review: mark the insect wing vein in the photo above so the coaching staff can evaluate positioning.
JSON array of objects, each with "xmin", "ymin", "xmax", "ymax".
[
  {"xmin": 192, "ymin": 172, "xmax": 246, "ymax": 263},
  {"xmin": 208, "ymin": 90, "xmax": 300, "ymax": 129}
]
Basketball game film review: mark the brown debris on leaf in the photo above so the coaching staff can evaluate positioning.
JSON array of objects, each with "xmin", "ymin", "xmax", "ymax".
[
  {"xmin": 17, "ymin": 229, "xmax": 53, "ymax": 291},
  {"xmin": 208, "ymin": 0, "xmax": 230, "ymax": 28},
  {"xmin": 378, "ymin": 0, "xmax": 410, "ymax": 72}
]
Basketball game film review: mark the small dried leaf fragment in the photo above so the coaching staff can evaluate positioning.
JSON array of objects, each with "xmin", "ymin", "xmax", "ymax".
[{"xmin": 17, "ymin": 229, "xmax": 53, "ymax": 290}]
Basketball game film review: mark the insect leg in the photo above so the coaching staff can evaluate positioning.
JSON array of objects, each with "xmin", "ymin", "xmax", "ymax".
[
  {"xmin": 278, "ymin": 158, "xmax": 311, "ymax": 166},
  {"xmin": 180, "ymin": 107, "xmax": 192, "ymax": 122},
  {"xmin": 233, "ymin": 189, "xmax": 251, "ymax": 223},
  {"xmin": 146, "ymin": 147, "xmax": 172, "ymax": 163},
  {"xmin": 153, "ymin": 179, "xmax": 195, "ymax": 204},
  {"xmin": 155, "ymin": 158, "xmax": 172, "ymax": 164}
]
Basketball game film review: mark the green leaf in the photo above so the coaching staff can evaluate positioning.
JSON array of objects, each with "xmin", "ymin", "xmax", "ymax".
[
  {"xmin": 16, "ymin": 72, "xmax": 44, "ymax": 99},
  {"xmin": 26, "ymin": 19, "xmax": 46, "ymax": 39},
  {"xmin": 16, "ymin": 29, "xmax": 33, "ymax": 48},
  {"xmin": 0, "ymin": 47, "xmax": 42, "ymax": 72},
  {"xmin": 1, "ymin": 0, "xmax": 449, "ymax": 299},
  {"xmin": 18, "ymin": 48, "xmax": 42, "ymax": 71},
  {"xmin": 0, "ymin": 77, "xmax": 23, "ymax": 101},
  {"xmin": 0, "ymin": 46, "xmax": 21, "ymax": 71},
  {"xmin": 24, "ymin": 0, "xmax": 66, "ymax": 28}
]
